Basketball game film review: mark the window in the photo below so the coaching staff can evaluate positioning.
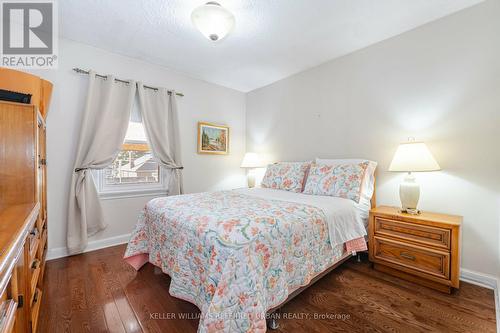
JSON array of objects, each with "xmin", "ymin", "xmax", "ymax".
[{"xmin": 95, "ymin": 120, "xmax": 168, "ymax": 199}]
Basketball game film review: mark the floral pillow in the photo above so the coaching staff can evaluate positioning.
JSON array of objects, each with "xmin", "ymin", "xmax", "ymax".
[
  {"xmin": 303, "ymin": 162, "xmax": 369, "ymax": 202},
  {"xmin": 261, "ymin": 162, "xmax": 310, "ymax": 193}
]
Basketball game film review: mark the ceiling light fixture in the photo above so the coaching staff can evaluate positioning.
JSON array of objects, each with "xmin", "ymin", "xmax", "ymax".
[{"xmin": 191, "ymin": 2, "xmax": 235, "ymax": 42}]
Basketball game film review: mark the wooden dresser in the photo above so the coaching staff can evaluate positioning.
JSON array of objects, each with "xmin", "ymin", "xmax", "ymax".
[
  {"xmin": 0, "ymin": 99, "xmax": 49, "ymax": 332},
  {"xmin": 369, "ymin": 206, "xmax": 462, "ymax": 293}
]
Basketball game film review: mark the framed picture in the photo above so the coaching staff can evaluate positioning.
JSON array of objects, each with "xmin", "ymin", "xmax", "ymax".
[{"xmin": 197, "ymin": 122, "xmax": 229, "ymax": 155}]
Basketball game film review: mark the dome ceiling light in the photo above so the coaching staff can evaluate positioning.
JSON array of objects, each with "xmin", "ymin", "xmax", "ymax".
[{"xmin": 191, "ymin": 2, "xmax": 235, "ymax": 42}]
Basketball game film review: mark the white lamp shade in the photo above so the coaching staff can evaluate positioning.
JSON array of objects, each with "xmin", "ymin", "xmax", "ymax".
[
  {"xmin": 389, "ymin": 142, "xmax": 441, "ymax": 172},
  {"xmin": 241, "ymin": 153, "xmax": 265, "ymax": 168},
  {"xmin": 191, "ymin": 2, "xmax": 235, "ymax": 42}
]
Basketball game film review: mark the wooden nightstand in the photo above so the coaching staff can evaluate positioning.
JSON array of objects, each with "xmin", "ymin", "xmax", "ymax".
[{"xmin": 368, "ymin": 206, "xmax": 462, "ymax": 293}]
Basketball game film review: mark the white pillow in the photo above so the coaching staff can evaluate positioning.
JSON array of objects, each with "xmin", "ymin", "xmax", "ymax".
[{"xmin": 315, "ymin": 158, "xmax": 377, "ymax": 221}]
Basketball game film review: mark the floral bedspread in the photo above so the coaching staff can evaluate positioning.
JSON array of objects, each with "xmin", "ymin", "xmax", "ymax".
[{"xmin": 124, "ymin": 191, "xmax": 350, "ymax": 333}]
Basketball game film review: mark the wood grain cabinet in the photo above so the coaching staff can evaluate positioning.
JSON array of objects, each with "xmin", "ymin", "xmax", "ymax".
[
  {"xmin": 1, "ymin": 97, "xmax": 49, "ymax": 332},
  {"xmin": 0, "ymin": 68, "xmax": 52, "ymax": 119},
  {"xmin": 369, "ymin": 206, "xmax": 462, "ymax": 293}
]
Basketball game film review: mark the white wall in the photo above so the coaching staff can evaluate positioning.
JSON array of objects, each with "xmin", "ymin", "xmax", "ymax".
[
  {"xmin": 30, "ymin": 39, "xmax": 246, "ymax": 252},
  {"xmin": 246, "ymin": 1, "xmax": 500, "ymax": 277}
]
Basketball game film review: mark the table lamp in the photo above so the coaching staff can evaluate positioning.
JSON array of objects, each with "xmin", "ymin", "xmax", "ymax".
[
  {"xmin": 389, "ymin": 141, "xmax": 441, "ymax": 214},
  {"xmin": 241, "ymin": 152, "xmax": 265, "ymax": 188}
]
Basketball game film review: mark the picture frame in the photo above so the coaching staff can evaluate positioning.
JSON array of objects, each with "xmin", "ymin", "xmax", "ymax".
[{"xmin": 197, "ymin": 122, "xmax": 229, "ymax": 155}]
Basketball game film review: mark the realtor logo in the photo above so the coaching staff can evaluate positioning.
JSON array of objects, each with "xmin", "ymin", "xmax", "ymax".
[{"xmin": 1, "ymin": 0, "xmax": 58, "ymax": 68}]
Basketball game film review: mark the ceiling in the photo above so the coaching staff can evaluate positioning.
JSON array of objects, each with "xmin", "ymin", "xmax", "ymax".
[{"xmin": 60, "ymin": 0, "xmax": 484, "ymax": 92}]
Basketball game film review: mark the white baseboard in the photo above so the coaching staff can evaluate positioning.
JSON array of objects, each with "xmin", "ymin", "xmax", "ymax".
[
  {"xmin": 460, "ymin": 269, "xmax": 499, "ymax": 333},
  {"xmin": 461, "ymin": 268, "xmax": 498, "ymax": 290},
  {"xmin": 497, "ymin": 288, "xmax": 500, "ymax": 333},
  {"xmin": 46, "ymin": 233, "xmax": 131, "ymax": 261}
]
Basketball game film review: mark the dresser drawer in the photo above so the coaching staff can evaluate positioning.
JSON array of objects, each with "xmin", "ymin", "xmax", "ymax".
[
  {"xmin": 28, "ymin": 227, "xmax": 40, "ymax": 263},
  {"xmin": 0, "ymin": 299, "xmax": 17, "ymax": 333},
  {"xmin": 0, "ymin": 273, "xmax": 17, "ymax": 333},
  {"xmin": 373, "ymin": 236, "xmax": 450, "ymax": 280},
  {"xmin": 38, "ymin": 227, "xmax": 48, "ymax": 258},
  {"xmin": 31, "ymin": 288, "xmax": 43, "ymax": 333},
  {"xmin": 374, "ymin": 217, "xmax": 451, "ymax": 250}
]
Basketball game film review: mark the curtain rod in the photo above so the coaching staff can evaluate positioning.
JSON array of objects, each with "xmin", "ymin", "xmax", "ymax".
[{"xmin": 72, "ymin": 68, "xmax": 184, "ymax": 97}]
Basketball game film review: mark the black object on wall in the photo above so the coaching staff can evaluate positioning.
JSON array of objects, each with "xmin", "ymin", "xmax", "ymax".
[{"xmin": 0, "ymin": 89, "xmax": 32, "ymax": 104}]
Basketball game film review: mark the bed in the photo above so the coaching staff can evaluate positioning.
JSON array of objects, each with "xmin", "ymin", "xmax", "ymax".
[{"xmin": 124, "ymin": 182, "xmax": 375, "ymax": 333}]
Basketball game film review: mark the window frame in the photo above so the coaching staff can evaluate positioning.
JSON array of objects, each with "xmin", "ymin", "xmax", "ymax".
[{"xmin": 94, "ymin": 142, "xmax": 168, "ymax": 200}]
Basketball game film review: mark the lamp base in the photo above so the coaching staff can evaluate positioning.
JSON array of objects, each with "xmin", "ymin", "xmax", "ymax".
[
  {"xmin": 399, "ymin": 172, "xmax": 420, "ymax": 214},
  {"xmin": 247, "ymin": 171, "xmax": 256, "ymax": 188},
  {"xmin": 399, "ymin": 208, "xmax": 421, "ymax": 215}
]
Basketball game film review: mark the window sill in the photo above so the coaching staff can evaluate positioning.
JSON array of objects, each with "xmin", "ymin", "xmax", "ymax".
[{"xmin": 98, "ymin": 189, "xmax": 168, "ymax": 200}]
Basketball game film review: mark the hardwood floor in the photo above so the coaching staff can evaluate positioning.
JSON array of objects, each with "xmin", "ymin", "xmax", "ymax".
[{"xmin": 38, "ymin": 244, "xmax": 497, "ymax": 333}]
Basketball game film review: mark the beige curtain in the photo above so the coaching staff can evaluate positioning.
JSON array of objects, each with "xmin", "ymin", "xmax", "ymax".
[
  {"xmin": 137, "ymin": 83, "xmax": 183, "ymax": 195},
  {"xmin": 67, "ymin": 71, "xmax": 136, "ymax": 254}
]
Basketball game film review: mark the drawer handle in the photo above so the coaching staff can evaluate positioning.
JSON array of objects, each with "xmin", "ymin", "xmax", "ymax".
[
  {"xmin": 400, "ymin": 252, "xmax": 416, "ymax": 261},
  {"xmin": 31, "ymin": 259, "xmax": 41, "ymax": 269}
]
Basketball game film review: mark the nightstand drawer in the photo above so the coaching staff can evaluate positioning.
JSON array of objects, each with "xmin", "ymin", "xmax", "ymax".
[
  {"xmin": 374, "ymin": 217, "xmax": 451, "ymax": 250},
  {"xmin": 373, "ymin": 236, "xmax": 450, "ymax": 280}
]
